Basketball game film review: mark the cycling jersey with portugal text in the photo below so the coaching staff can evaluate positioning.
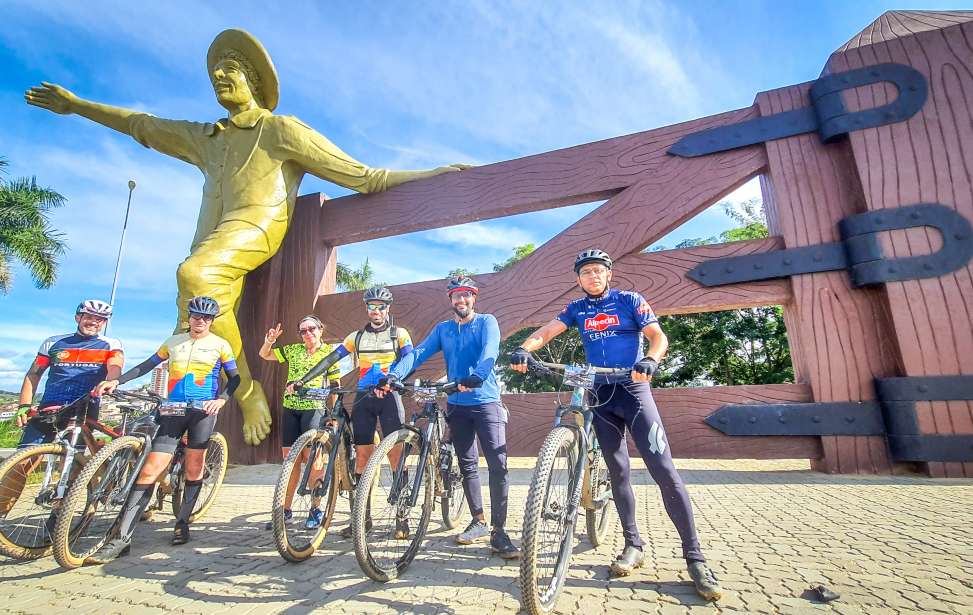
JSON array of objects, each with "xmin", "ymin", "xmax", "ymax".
[
  {"xmin": 36, "ymin": 333, "xmax": 124, "ymax": 407},
  {"xmin": 154, "ymin": 332, "xmax": 237, "ymax": 402},
  {"xmin": 556, "ymin": 289, "xmax": 658, "ymax": 381}
]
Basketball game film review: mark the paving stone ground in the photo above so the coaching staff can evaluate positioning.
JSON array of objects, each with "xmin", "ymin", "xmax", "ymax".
[{"xmin": 2, "ymin": 458, "xmax": 972, "ymax": 615}]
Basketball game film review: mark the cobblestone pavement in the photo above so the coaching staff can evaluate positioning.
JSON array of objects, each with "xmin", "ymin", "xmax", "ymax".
[{"xmin": 2, "ymin": 458, "xmax": 972, "ymax": 615}]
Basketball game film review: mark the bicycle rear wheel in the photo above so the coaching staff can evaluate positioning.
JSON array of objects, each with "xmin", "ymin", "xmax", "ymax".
[
  {"xmin": 171, "ymin": 432, "xmax": 229, "ymax": 523},
  {"xmin": 0, "ymin": 443, "xmax": 67, "ymax": 559},
  {"xmin": 353, "ymin": 428, "xmax": 433, "ymax": 581},
  {"xmin": 440, "ymin": 443, "xmax": 466, "ymax": 529},
  {"xmin": 272, "ymin": 429, "xmax": 339, "ymax": 562},
  {"xmin": 53, "ymin": 435, "xmax": 144, "ymax": 569},
  {"xmin": 520, "ymin": 426, "xmax": 582, "ymax": 615},
  {"xmin": 585, "ymin": 445, "xmax": 614, "ymax": 547}
]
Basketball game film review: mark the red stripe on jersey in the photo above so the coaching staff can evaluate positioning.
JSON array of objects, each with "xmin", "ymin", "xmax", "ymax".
[
  {"xmin": 34, "ymin": 354, "xmax": 50, "ymax": 368},
  {"xmin": 49, "ymin": 348, "xmax": 114, "ymax": 364}
]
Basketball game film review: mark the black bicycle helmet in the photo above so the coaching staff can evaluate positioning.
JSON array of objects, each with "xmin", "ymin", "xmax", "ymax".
[
  {"xmin": 446, "ymin": 276, "xmax": 478, "ymax": 295},
  {"xmin": 362, "ymin": 286, "xmax": 394, "ymax": 304},
  {"xmin": 574, "ymin": 248, "xmax": 613, "ymax": 274},
  {"xmin": 187, "ymin": 296, "xmax": 220, "ymax": 317},
  {"xmin": 76, "ymin": 299, "xmax": 113, "ymax": 319}
]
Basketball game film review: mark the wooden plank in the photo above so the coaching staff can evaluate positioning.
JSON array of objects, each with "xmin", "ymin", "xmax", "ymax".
[
  {"xmin": 828, "ymin": 20, "xmax": 973, "ymax": 477},
  {"xmin": 503, "ymin": 384, "xmax": 819, "ymax": 458},
  {"xmin": 318, "ymin": 106, "xmax": 764, "ymax": 246},
  {"xmin": 756, "ymin": 82, "xmax": 900, "ymax": 474}
]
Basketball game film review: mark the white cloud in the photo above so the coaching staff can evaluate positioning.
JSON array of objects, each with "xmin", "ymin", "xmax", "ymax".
[{"xmin": 427, "ymin": 223, "xmax": 534, "ymax": 251}]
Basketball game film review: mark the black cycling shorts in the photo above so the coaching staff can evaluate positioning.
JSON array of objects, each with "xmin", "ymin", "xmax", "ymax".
[
  {"xmin": 281, "ymin": 407, "xmax": 323, "ymax": 448},
  {"xmin": 351, "ymin": 391, "xmax": 404, "ymax": 446},
  {"xmin": 151, "ymin": 409, "xmax": 217, "ymax": 454}
]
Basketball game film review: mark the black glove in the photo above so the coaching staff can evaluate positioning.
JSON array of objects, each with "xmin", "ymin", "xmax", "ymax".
[
  {"xmin": 509, "ymin": 347, "xmax": 532, "ymax": 367},
  {"xmin": 458, "ymin": 374, "xmax": 484, "ymax": 389},
  {"xmin": 633, "ymin": 357, "xmax": 658, "ymax": 377},
  {"xmin": 287, "ymin": 380, "xmax": 304, "ymax": 392},
  {"xmin": 380, "ymin": 374, "xmax": 404, "ymax": 391}
]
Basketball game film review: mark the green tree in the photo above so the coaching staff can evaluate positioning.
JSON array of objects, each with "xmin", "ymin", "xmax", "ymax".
[
  {"xmin": 446, "ymin": 267, "xmax": 477, "ymax": 278},
  {"xmin": 492, "ymin": 243, "xmax": 536, "ymax": 272},
  {"xmin": 0, "ymin": 157, "xmax": 67, "ymax": 293},
  {"xmin": 336, "ymin": 258, "xmax": 385, "ymax": 292}
]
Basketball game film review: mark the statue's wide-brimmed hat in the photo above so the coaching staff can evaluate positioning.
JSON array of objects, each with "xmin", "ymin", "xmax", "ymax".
[{"xmin": 207, "ymin": 28, "xmax": 279, "ymax": 111}]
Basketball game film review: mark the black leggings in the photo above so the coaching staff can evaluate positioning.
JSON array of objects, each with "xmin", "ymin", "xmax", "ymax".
[
  {"xmin": 592, "ymin": 381, "xmax": 704, "ymax": 562},
  {"xmin": 446, "ymin": 402, "xmax": 509, "ymax": 529}
]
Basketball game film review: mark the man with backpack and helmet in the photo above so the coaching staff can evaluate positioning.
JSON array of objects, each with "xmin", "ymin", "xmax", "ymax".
[
  {"xmin": 286, "ymin": 286, "xmax": 413, "ymax": 537},
  {"xmin": 90, "ymin": 296, "xmax": 240, "ymax": 561}
]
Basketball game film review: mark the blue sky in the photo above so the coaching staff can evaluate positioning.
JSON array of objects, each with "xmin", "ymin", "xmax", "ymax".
[{"xmin": 1, "ymin": 1, "xmax": 966, "ymax": 392}]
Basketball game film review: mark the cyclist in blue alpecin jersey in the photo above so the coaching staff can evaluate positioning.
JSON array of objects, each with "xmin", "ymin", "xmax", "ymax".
[{"xmin": 510, "ymin": 249, "xmax": 722, "ymax": 601}]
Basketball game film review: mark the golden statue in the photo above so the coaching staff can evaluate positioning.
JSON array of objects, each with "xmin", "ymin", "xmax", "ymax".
[{"xmin": 25, "ymin": 29, "xmax": 467, "ymax": 445}]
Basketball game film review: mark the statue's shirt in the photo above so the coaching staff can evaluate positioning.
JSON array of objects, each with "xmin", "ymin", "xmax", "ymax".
[{"xmin": 129, "ymin": 108, "xmax": 390, "ymax": 249}]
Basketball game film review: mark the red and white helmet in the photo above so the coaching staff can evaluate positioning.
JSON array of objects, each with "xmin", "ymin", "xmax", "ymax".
[{"xmin": 76, "ymin": 299, "xmax": 113, "ymax": 319}]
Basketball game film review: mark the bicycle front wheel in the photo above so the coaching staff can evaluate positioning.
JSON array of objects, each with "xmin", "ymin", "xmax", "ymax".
[
  {"xmin": 520, "ymin": 426, "xmax": 582, "ymax": 615},
  {"xmin": 171, "ymin": 432, "xmax": 229, "ymax": 523},
  {"xmin": 353, "ymin": 428, "xmax": 433, "ymax": 582},
  {"xmin": 272, "ymin": 429, "xmax": 339, "ymax": 562},
  {"xmin": 440, "ymin": 444, "xmax": 466, "ymax": 529},
  {"xmin": 53, "ymin": 435, "xmax": 144, "ymax": 569},
  {"xmin": 0, "ymin": 443, "xmax": 68, "ymax": 559}
]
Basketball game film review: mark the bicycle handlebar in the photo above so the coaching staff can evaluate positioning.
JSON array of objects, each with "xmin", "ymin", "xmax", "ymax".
[
  {"xmin": 295, "ymin": 385, "xmax": 359, "ymax": 399},
  {"xmin": 528, "ymin": 359, "xmax": 632, "ymax": 376}
]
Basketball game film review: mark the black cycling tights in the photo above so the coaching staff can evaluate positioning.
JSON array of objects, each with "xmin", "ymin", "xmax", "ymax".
[{"xmin": 591, "ymin": 381, "xmax": 704, "ymax": 562}]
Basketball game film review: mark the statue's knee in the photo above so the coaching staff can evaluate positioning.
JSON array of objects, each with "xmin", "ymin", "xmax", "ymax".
[{"xmin": 176, "ymin": 259, "xmax": 205, "ymax": 292}]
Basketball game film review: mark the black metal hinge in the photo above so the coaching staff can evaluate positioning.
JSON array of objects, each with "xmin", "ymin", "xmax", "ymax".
[
  {"xmin": 669, "ymin": 63, "xmax": 928, "ymax": 157},
  {"xmin": 687, "ymin": 203, "xmax": 973, "ymax": 288},
  {"xmin": 705, "ymin": 375, "xmax": 973, "ymax": 463}
]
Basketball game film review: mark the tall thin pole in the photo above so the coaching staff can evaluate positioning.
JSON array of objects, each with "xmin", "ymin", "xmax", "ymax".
[{"xmin": 107, "ymin": 180, "xmax": 136, "ymax": 334}]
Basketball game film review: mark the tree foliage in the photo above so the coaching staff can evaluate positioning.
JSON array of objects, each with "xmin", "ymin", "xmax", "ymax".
[
  {"xmin": 336, "ymin": 258, "xmax": 386, "ymax": 292},
  {"xmin": 0, "ymin": 157, "xmax": 67, "ymax": 293}
]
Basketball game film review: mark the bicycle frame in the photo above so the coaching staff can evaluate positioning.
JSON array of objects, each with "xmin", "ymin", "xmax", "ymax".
[
  {"xmin": 293, "ymin": 389, "xmax": 355, "ymax": 500},
  {"xmin": 388, "ymin": 384, "xmax": 453, "ymax": 509}
]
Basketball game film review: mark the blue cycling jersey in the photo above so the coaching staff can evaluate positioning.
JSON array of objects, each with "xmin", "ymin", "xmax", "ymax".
[
  {"xmin": 556, "ymin": 289, "xmax": 658, "ymax": 380},
  {"xmin": 36, "ymin": 333, "xmax": 123, "ymax": 407}
]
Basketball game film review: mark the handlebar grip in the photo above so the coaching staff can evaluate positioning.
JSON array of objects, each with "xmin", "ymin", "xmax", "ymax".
[{"xmin": 442, "ymin": 382, "xmax": 460, "ymax": 396}]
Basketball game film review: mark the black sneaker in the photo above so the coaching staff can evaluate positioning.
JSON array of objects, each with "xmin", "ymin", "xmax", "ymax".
[
  {"xmin": 688, "ymin": 561, "xmax": 722, "ymax": 601},
  {"xmin": 609, "ymin": 545, "xmax": 644, "ymax": 577},
  {"xmin": 490, "ymin": 528, "xmax": 521, "ymax": 559},
  {"xmin": 87, "ymin": 537, "xmax": 131, "ymax": 564},
  {"xmin": 171, "ymin": 521, "xmax": 190, "ymax": 546}
]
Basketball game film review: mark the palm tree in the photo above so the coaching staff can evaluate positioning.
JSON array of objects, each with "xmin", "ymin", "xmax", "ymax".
[
  {"xmin": 336, "ymin": 258, "xmax": 379, "ymax": 291},
  {"xmin": 0, "ymin": 157, "xmax": 67, "ymax": 293}
]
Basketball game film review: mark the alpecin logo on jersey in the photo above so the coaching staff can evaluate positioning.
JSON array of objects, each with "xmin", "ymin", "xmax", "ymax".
[{"xmin": 584, "ymin": 313, "xmax": 619, "ymax": 332}]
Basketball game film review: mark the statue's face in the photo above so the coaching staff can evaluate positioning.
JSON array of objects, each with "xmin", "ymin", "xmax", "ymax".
[{"xmin": 211, "ymin": 58, "xmax": 255, "ymax": 109}]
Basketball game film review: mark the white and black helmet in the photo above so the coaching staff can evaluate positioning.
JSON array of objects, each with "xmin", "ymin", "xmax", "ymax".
[
  {"xmin": 363, "ymin": 286, "xmax": 394, "ymax": 305},
  {"xmin": 574, "ymin": 248, "xmax": 612, "ymax": 273},
  {"xmin": 76, "ymin": 299, "xmax": 113, "ymax": 319}
]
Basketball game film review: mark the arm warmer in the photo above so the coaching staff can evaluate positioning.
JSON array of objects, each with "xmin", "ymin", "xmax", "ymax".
[{"xmin": 117, "ymin": 354, "xmax": 165, "ymax": 385}]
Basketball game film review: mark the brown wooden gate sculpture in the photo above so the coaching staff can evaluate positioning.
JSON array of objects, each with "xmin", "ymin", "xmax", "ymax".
[{"xmin": 225, "ymin": 11, "xmax": 973, "ymax": 477}]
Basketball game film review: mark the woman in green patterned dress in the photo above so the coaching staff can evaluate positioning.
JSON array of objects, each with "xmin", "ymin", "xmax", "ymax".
[{"xmin": 259, "ymin": 315, "xmax": 340, "ymax": 529}]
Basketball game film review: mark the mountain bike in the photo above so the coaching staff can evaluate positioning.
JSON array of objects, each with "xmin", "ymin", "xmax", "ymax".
[
  {"xmin": 0, "ymin": 393, "xmax": 146, "ymax": 560},
  {"xmin": 519, "ymin": 361, "xmax": 628, "ymax": 615},
  {"xmin": 270, "ymin": 385, "xmax": 360, "ymax": 562},
  {"xmin": 52, "ymin": 393, "xmax": 228, "ymax": 568},
  {"xmin": 352, "ymin": 380, "xmax": 466, "ymax": 582}
]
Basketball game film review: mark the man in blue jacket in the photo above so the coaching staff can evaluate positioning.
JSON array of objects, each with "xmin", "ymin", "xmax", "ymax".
[{"xmin": 379, "ymin": 276, "xmax": 519, "ymax": 559}]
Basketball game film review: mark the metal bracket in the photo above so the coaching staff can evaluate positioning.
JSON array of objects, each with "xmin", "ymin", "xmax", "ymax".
[
  {"xmin": 687, "ymin": 203, "xmax": 973, "ymax": 288},
  {"xmin": 704, "ymin": 402, "xmax": 885, "ymax": 436},
  {"xmin": 669, "ymin": 63, "xmax": 928, "ymax": 157},
  {"xmin": 704, "ymin": 375, "xmax": 973, "ymax": 463}
]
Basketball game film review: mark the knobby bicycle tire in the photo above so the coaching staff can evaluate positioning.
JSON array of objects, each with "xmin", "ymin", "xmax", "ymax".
[
  {"xmin": 170, "ymin": 432, "xmax": 229, "ymax": 523},
  {"xmin": 584, "ymin": 445, "xmax": 614, "ymax": 547},
  {"xmin": 520, "ymin": 426, "xmax": 581, "ymax": 615},
  {"xmin": 440, "ymin": 444, "xmax": 466, "ymax": 529},
  {"xmin": 272, "ymin": 429, "xmax": 338, "ymax": 562},
  {"xmin": 0, "ymin": 443, "xmax": 67, "ymax": 559},
  {"xmin": 53, "ymin": 435, "xmax": 144, "ymax": 569},
  {"xmin": 352, "ymin": 428, "xmax": 433, "ymax": 582}
]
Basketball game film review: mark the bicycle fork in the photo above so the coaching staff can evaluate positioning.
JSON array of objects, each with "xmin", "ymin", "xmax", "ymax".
[{"xmin": 108, "ymin": 434, "xmax": 154, "ymax": 507}]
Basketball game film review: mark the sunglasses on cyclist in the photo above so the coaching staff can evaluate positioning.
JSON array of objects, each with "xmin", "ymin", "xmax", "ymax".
[
  {"xmin": 449, "ymin": 291, "xmax": 475, "ymax": 300},
  {"xmin": 299, "ymin": 326, "xmax": 319, "ymax": 334},
  {"xmin": 366, "ymin": 303, "xmax": 389, "ymax": 312}
]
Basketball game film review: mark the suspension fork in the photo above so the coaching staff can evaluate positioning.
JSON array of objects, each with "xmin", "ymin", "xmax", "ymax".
[
  {"xmin": 51, "ymin": 424, "xmax": 85, "ymax": 499},
  {"xmin": 405, "ymin": 416, "xmax": 436, "ymax": 508},
  {"xmin": 302, "ymin": 423, "xmax": 340, "ymax": 498},
  {"xmin": 107, "ymin": 432, "xmax": 154, "ymax": 507},
  {"xmin": 552, "ymin": 406, "xmax": 592, "ymax": 528}
]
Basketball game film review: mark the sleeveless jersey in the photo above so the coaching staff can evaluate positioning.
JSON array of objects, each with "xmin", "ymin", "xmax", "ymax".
[{"xmin": 36, "ymin": 333, "xmax": 123, "ymax": 406}]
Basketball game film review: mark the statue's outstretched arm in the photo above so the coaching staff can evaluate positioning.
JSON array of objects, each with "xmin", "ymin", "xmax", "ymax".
[
  {"xmin": 25, "ymin": 82, "xmax": 137, "ymax": 136},
  {"xmin": 385, "ymin": 164, "xmax": 473, "ymax": 190}
]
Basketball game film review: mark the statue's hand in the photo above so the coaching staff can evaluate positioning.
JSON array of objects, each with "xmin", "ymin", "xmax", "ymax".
[
  {"xmin": 442, "ymin": 163, "xmax": 474, "ymax": 171},
  {"xmin": 241, "ymin": 402, "xmax": 272, "ymax": 446},
  {"xmin": 24, "ymin": 82, "xmax": 77, "ymax": 115}
]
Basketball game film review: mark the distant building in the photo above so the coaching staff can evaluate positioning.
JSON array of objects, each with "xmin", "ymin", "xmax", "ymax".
[{"xmin": 151, "ymin": 362, "xmax": 169, "ymax": 398}]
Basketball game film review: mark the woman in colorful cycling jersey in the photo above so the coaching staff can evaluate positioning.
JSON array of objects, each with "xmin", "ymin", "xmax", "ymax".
[
  {"xmin": 90, "ymin": 296, "xmax": 240, "ymax": 562},
  {"xmin": 259, "ymin": 315, "xmax": 340, "ymax": 529}
]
